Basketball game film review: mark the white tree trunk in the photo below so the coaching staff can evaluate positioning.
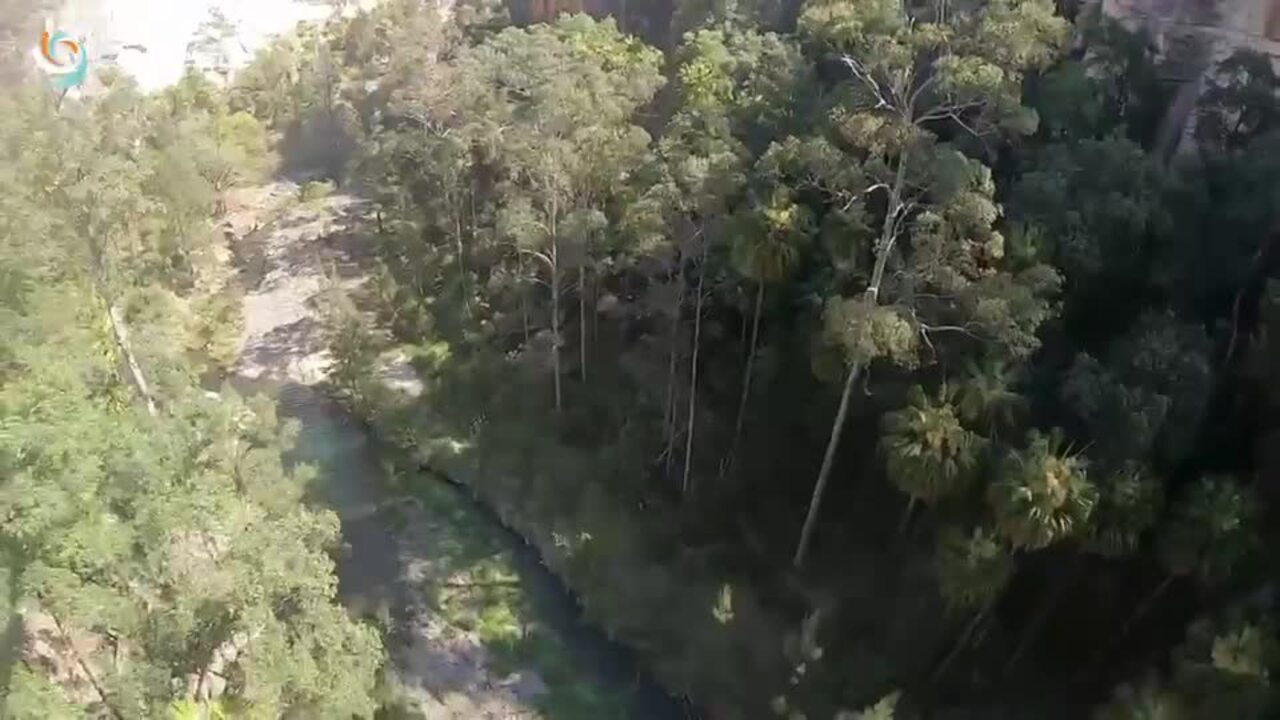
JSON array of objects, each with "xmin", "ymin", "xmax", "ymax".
[
  {"xmin": 550, "ymin": 197, "xmax": 562, "ymax": 412},
  {"xmin": 724, "ymin": 281, "xmax": 765, "ymax": 478},
  {"xmin": 793, "ymin": 359, "xmax": 862, "ymax": 566},
  {"xmin": 793, "ymin": 153, "xmax": 909, "ymax": 567},
  {"xmin": 107, "ymin": 303, "xmax": 158, "ymax": 417},
  {"xmin": 681, "ymin": 242, "xmax": 708, "ymax": 497},
  {"xmin": 579, "ymin": 265, "xmax": 587, "ymax": 383},
  {"xmin": 455, "ymin": 198, "xmax": 470, "ymax": 317},
  {"xmin": 663, "ymin": 262, "xmax": 687, "ymax": 479}
]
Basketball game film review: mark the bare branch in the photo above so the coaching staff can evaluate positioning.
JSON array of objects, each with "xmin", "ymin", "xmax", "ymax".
[
  {"xmin": 919, "ymin": 323, "xmax": 983, "ymax": 339},
  {"xmin": 840, "ymin": 55, "xmax": 894, "ymax": 111},
  {"xmin": 908, "ymin": 74, "xmax": 942, "ymax": 114},
  {"xmin": 914, "ymin": 100, "xmax": 987, "ymax": 125},
  {"xmin": 890, "ymin": 199, "xmax": 919, "ymax": 241},
  {"xmin": 517, "ymin": 247, "xmax": 555, "ymax": 270},
  {"xmin": 839, "ymin": 182, "xmax": 891, "ymax": 211}
]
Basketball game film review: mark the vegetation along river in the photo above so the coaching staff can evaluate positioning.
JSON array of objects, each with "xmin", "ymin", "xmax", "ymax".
[{"xmin": 226, "ymin": 183, "xmax": 692, "ymax": 719}]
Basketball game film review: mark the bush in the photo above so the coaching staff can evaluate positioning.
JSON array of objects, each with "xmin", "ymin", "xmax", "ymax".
[{"xmin": 298, "ymin": 179, "xmax": 336, "ymax": 203}]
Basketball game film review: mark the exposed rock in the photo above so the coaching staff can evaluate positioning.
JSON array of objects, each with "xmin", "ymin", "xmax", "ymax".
[
  {"xmin": 21, "ymin": 609, "xmax": 112, "ymax": 711},
  {"xmin": 229, "ymin": 181, "xmax": 546, "ymax": 719}
]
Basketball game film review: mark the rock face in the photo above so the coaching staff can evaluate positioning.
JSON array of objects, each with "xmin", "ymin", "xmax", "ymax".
[
  {"xmin": 1100, "ymin": 0, "xmax": 1280, "ymax": 151},
  {"xmin": 1104, "ymin": 0, "xmax": 1280, "ymax": 58}
]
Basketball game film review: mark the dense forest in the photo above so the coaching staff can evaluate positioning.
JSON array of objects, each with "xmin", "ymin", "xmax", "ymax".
[{"xmin": 4, "ymin": 0, "xmax": 1280, "ymax": 717}]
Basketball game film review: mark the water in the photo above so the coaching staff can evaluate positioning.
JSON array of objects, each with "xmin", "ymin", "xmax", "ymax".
[{"xmin": 233, "ymin": 377, "xmax": 693, "ymax": 719}]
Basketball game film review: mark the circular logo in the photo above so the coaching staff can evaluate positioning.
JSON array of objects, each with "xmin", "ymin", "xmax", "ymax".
[{"xmin": 36, "ymin": 29, "xmax": 88, "ymax": 92}]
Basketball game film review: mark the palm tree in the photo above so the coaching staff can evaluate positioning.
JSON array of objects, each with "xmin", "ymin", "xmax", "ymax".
[
  {"xmin": 1158, "ymin": 476, "xmax": 1257, "ymax": 584},
  {"xmin": 988, "ymin": 430, "xmax": 1097, "ymax": 551},
  {"xmin": 1098, "ymin": 614, "xmax": 1274, "ymax": 719},
  {"xmin": 932, "ymin": 525, "xmax": 1014, "ymax": 678},
  {"xmin": 953, "ymin": 356, "xmax": 1026, "ymax": 436},
  {"xmin": 881, "ymin": 386, "xmax": 984, "ymax": 532},
  {"xmin": 1004, "ymin": 462, "xmax": 1163, "ymax": 676},
  {"xmin": 1094, "ymin": 677, "xmax": 1185, "ymax": 720},
  {"xmin": 1172, "ymin": 615, "xmax": 1275, "ymax": 718},
  {"xmin": 1083, "ymin": 476, "xmax": 1259, "ymax": 676},
  {"xmin": 935, "ymin": 525, "xmax": 1015, "ymax": 612},
  {"xmin": 1084, "ymin": 462, "xmax": 1164, "ymax": 559},
  {"xmin": 722, "ymin": 191, "xmax": 809, "ymax": 477}
]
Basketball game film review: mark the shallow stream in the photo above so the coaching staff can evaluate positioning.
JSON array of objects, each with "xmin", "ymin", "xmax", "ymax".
[{"xmin": 234, "ymin": 378, "xmax": 693, "ymax": 719}]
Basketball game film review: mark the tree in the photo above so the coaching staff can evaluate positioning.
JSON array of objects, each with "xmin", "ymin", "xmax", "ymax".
[
  {"xmin": 451, "ymin": 16, "xmax": 664, "ymax": 411},
  {"xmin": 173, "ymin": 3, "xmax": 1280, "ymax": 716},
  {"xmin": 1010, "ymin": 136, "xmax": 1167, "ymax": 296},
  {"xmin": 988, "ymin": 430, "xmax": 1096, "ymax": 551},
  {"xmin": 954, "ymin": 356, "xmax": 1025, "ymax": 436},
  {"xmin": 1158, "ymin": 477, "xmax": 1257, "ymax": 588},
  {"xmin": 187, "ymin": 8, "xmax": 241, "ymax": 88},
  {"xmin": 932, "ymin": 525, "xmax": 1015, "ymax": 677},
  {"xmin": 1098, "ymin": 611, "xmax": 1278, "ymax": 719},
  {"xmin": 880, "ymin": 386, "xmax": 985, "ymax": 530},
  {"xmin": 1061, "ymin": 312, "xmax": 1212, "ymax": 469},
  {"xmin": 935, "ymin": 526, "xmax": 1014, "ymax": 612},
  {"xmin": 1088, "ymin": 476, "xmax": 1260, "ymax": 671},
  {"xmin": 1083, "ymin": 462, "xmax": 1163, "ymax": 559},
  {"xmin": 0, "ymin": 222, "xmax": 381, "ymax": 719},
  {"xmin": 1195, "ymin": 50, "xmax": 1280, "ymax": 152},
  {"xmin": 0, "ymin": 368, "xmax": 383, "ymax": 716},
  {"xmin": 0, "ymin": 68, "xmax": 382, "ymax": 718},
  {"xmin": 792, "ymin": 0, "xmax": 1068, "ymax": 566},
  {"xmin": 627, "ymin": 25, "xmax": 755, "ymax": 491},
  {"xmin": 201, "ymin": 111, "xmax": 274, "ymax": 216},
  {"xmin": 724, "ymin": 187, "xmax": 810, "ymax": 475}
]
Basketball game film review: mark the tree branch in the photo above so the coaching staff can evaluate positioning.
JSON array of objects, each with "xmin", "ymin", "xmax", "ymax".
[
  {"xmin": 48, "ymin": 611, "xmax": 125, "ymax": 720},
  {"xmin": 914, "ymin": 101, "xmax": 987, "ymax": 126},
  {"xmin": 517, "ymin": 247, "xmax": 555, "ymax": 271},
  {"xmin": 840, "ymin": 55, "xmax": 894, "ymax": 110},
  {"xmin": 840, "ymin": 182, "xmax": 891, "ymax": 211},
  {"xmin": 919, "ymin": 323, "xmax": 983, "ymax": 339}
]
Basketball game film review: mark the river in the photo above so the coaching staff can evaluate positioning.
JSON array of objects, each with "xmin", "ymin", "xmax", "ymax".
[{"xmin": 224, "ymin": 184, "xmax": 691, "ymax": 718}]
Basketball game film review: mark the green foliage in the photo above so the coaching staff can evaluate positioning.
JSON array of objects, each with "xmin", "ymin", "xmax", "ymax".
[
  {"xmin": 1195, "ymin": 50, "xmax": 1280, "ymax": 151},
  {"xmin": 935, "ymin": 526, "xmax": 1014, "ymax": 611},
  {"xmin": 1064, "ymin": 311, "xmax": 1212, "ymax": 469},
  {"xmin": 1094, "ymin": 676, "xmax": 1186, "ymax": 720},
  {"xmin": 730, "ymin": 189, "xmax": 812, "ymax": 284},
  {"xmin": 1099, "ymin": 612, "xmax": 1278, "ymax": 719},
  {"xmin": 838, "ymin": 690, "xmax": 901, "ymax": 719},
  {"xmin": 989, "ymin": 431, "xmax": 1096, "ymax": 550},
  {"xmin": 0, "ymin": 57, "xmax": 381, "ymax": 716},
  {"xmin": 1157, "ymin": 477, "xmax": 1257, "ymax": 583},
  {"xmin": 2, "ymin": 665, "xmax": 82, "ymax": 719},
  {"xmin": 188, "ymin": 2, "xmax": 1280, "ymax": 717},
  {"xmin": 823, "ymin": 300, "xmax": 919, "ymax": 368},
  {"xmin": 1012, "ymin": 136, "xmax": 1167, "ymax": 285},
  {"xmin": 299, "ymin": 179, "xmax": 336, "ymax": 202},
  {"xmin": 170, "ymin": 699, "xmax": 228, "ymax": 720},
  {"xmin": 1085, "ymin": 463, "xmax": 1163, "ymax": 558},
  {"xmin": 953, "ymin": 356, "xmax": 1026, "ymax": 433},
  {"xmin": 0, "ymin": 327, "xmax": 382, "ymax": 715},
  {"xmin": 323, "ymin": 285, "xmax": 389, "ymax": 420},
  {"xmin": 881, "ymin": 386, "xmax": 985, "ymax": 504}
]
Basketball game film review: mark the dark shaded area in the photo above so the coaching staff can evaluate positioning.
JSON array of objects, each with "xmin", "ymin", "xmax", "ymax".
[{"xmin": 228, "ymin": 371, "xmax": 692, "ymax": 718}]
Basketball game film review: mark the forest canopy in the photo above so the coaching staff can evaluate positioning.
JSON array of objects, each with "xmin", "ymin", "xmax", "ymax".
[{"xmin": 5, "ymin": 0, "xmax": 1280, "ymax": 718}]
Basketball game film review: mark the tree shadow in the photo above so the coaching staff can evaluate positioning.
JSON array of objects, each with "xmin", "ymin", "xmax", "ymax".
[
  {"xmin": 262, "ymin": 381, "xmax": 526, "ymax": 712},
  {"xmin": 235, "ymin": 317, "xmax": 327, "ymax": 378},
  {"xmin": 365, "ymin": 347, "xmax": 710, "ymax": 720}
]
